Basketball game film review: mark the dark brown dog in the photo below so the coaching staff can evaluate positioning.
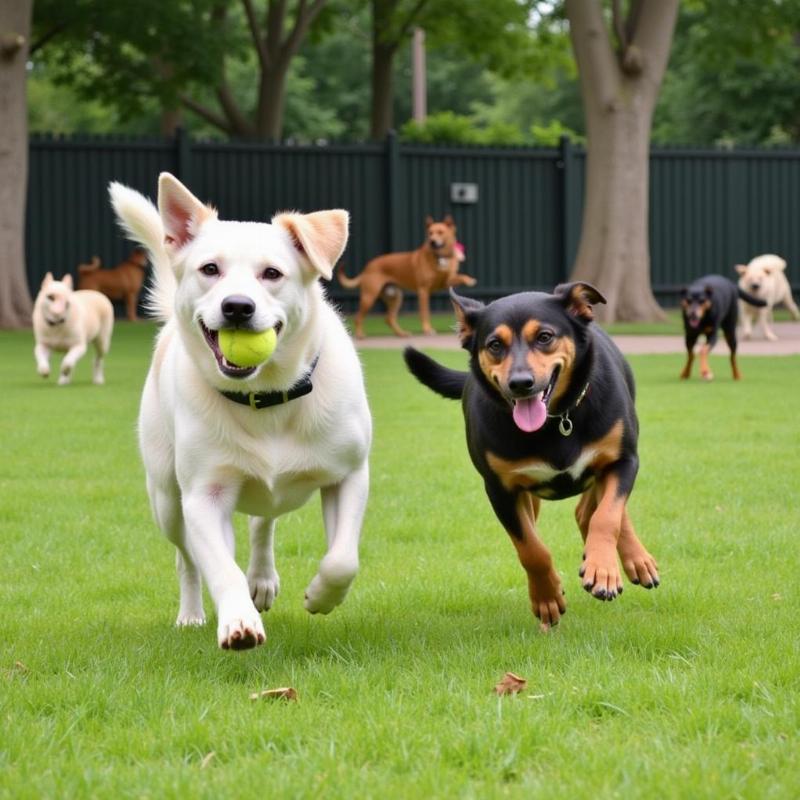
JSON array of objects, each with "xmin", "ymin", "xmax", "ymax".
[
  {"xmin": 77, "ymin": 249, "xmax": 148, "ymax": 321},
  {"xmin": 337, "ymin": 215, "xmax": 477, "ymax": 338}
]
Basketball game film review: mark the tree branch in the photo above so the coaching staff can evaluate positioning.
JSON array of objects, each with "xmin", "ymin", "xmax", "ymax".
[
  {"xmin": 283, "ymin": 0, "xmax": 326, "ymax": 62},
  {"xmin": 180, "ymin": 94, "xmax": 234, "ymax": 135},
  {"xmin": 242, "ymin": 0, "xmax": 269, "ymax": 70},
  {"xmin": 397, "ymin": 0, "xmax": 430, "ymax": 42},
  {"xmin": 266, "ymin": 0, "xmax": 289, "ymax": 62},
  {"xmin": 215, "ymin": 79, "xmax": 255, "ymax": 137},
  {"xmin": 29, "ymin": 22, "xmax": 68, "ymax": 56}
]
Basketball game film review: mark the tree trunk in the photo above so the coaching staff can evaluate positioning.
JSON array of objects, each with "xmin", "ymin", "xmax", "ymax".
[
  {"xmin": 0, "ymin": 0, "xmax": 34, "ymax": 329},
  {"xmin": 565, "ymin": 0, "xmax": 679, "ymax": 322},
  {"xmin": 257, "ymin": 63, "xmax": 289, "ymax": 141},
  {"xmin": 370, "ymin": 40, "xmax": 395, "ymax": 140}
]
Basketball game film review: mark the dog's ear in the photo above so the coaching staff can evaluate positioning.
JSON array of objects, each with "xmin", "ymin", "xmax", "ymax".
[
  {"xmin": 553, "ymin": 281, "xmax": 606, "ymax": 322},
  {"xmin": 41, "ymin": 272, "xmax": 53, "ymax": 288},
  {"xmin": 425, "ymin": 215, "xmax": 434, "ymax": 228},
  {"xmin": 704, "ymin": 284, "xmax": 713, "ymax": 297},
  {"xmin": 443, "ymin": 214, "xmax": 455, "ymax": 228},
  {"xmin": 61, "ymin": 273, "xmax": 73, "ymax": 290},
  {"xmin": 273, "ymin": 209, "xmax": 349, "ymax": 281},
  {"xmin": 157, "ymin": 172, "xmax": 216, "ymax": 252},
  {"xmin": 735, "ymin": 264, "xmax": 747, "ymax": 275},
  {"xmin": 450, "ymin": 287, "xmax": 483, "ymax": 348}
]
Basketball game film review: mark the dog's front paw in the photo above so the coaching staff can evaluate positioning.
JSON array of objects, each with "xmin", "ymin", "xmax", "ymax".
[
  {"xmin": 248, "ymin": 569, "xmax": 280, "ymax": 612},
  {"xmin": 701, "ymin": 369, "xmax": 714, "ymax": 381},
  {"xmin": 37, "ymin": 365, "xmax": 50, "ymax": 378},
  {"xmin": 765, "ymin": 330, "xmax": 778, "ymax": 342},
  {"xmin": 618, "ymin": 548, "xmax": 660, "ymax": 590},
  {"xmin": 580, "ymin": 553, "xmax": 623, "ymax": 601},
  {"xmin": 304, "ymin": 557, "xmax": 358, "ymax": 614},
  {"xmin": 217, "ymin": 594, "xmax": 265, "ymax": 650}
]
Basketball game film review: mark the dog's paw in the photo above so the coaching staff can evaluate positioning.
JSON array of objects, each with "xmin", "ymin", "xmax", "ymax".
[
  {"xmin": 620, "ymin": 551, "xmax": 660, "ymax": 590},
  {"xmin": 304, "ymin": 557, "xmax": 358, "ymax": 615},
  {"xmin": 529, "ymin": 569, "xmax": 566, "ymax": 628},
  {"xmin": 37, "ymin": 366, "xmax": 50, "ymax": 378},
  {"xmin": 248, "ymin": 569, "xmax": 280, "ymax": 612},
  {"xmin": 579, "ymin": 555, "xmax": 623, "ymax": 601},
  {"xmin": 701, "ymin": 370, "xmax": 714, "ymax": 381},
  {"xmin": 175, "ymin": 611, "xmax": 206, "ymax": 627},
  {"xmin": 217, "ymin": 594, "xmax": 265, "ymax": 650},
  {"xmin": 765, "ymin": 330, "xmax": 778, "ymax": 342}
]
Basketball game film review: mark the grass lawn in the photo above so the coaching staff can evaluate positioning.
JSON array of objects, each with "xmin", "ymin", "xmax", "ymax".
[{"xmin": 1, "ymin": 321, "xmax": 798, "ymax": 798}]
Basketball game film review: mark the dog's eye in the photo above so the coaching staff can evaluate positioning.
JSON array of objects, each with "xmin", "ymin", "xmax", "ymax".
[
  {"xmin": 537, "ymin": 330, "xmax": 554, "ymax": 345},
  {"xmin": 486, "ymin": 339, "xmax": 505, "ymax": 357},
  {"xmin": 199, "ymin": 262, "xmax": 219, "ymax": 277},
  {"xmin": 46, "ymin": 294, "xmax": 55, "ymax": 301},
  {"xmin": 261, "ymin": 267, "xmax": 283, "ymax": 281}
]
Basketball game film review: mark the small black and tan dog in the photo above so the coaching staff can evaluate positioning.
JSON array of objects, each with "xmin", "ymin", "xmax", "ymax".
[
  {"xmin": 404, "ymin": 283, "xmax": 659, "ymax": 629},
  {"xmin": 680, "ymin": 274, "xmax": 767, "ymax": 381}
]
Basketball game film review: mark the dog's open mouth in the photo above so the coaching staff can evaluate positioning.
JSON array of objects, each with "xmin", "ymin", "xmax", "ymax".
[
  {"xmin": 511, "ymin": 367, "xmax": 560, "ymax": 433},
  {"xmin": 199, "ymin": 320, "xmax": 283, "ymax": 379}
]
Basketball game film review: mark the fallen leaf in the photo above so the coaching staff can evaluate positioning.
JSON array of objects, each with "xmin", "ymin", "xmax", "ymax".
[
  {"xmin": 250, "ymin": 687, "xmax": 298, "ymax": 702},
  {"xmin": 494, "ymin": 672, "xmax": 527, "ymax": 696}
]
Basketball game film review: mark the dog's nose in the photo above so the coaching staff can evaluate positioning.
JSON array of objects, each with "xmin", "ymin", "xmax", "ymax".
[
  {"xmin": 508, "ymin": 374, "xmax": 535, "ymax": 395},
  {"xmin": 750, "ymin": 283, "xmax": 760, "ymax": 291},
  {"xmin": 221, "ymin": 295, "xmax": 256, "ymax": 324}
]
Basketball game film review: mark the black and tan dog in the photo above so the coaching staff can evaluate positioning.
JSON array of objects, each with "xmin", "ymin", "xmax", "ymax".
[
  {"xmin": 404, "ymin": 284, "xmax": 659, "ymax": 628},
  {"xmin": 680, "ymin": 274, "xmax": 766, "ymax": 381}
]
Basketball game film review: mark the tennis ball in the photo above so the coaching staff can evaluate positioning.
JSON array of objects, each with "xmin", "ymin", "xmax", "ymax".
[{"xmin": 218, "ymin": 327, "xmax": 277, "ymax": 367}]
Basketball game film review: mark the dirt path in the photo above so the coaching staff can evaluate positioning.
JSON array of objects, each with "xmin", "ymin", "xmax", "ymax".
[{"xmin": 355, "ymin": 322, "xmax": 800, "ymax": 355}]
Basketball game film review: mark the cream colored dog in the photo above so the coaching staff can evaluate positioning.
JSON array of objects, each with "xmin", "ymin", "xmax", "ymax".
[
  {"xmin": 736, "ymin": 254, "xmax": 800, "ymax": 341},
  {"xmin": 109, "ymin": 173, "xmax": 371, "ymax": 651},
  {"xmin": 32, "ymin": 273, "xmax": 114, "ymax": 385}
]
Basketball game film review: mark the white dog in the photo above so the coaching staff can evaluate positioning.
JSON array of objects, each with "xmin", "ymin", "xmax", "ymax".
[
  {"xmin": 109, "ymin": 173, "xmax": 371, "ymax": 651},
  {"xmin": 32, "ymin": 273, "xmax": 114, "ymax": 385},
  {"xmin": 736, "ymin": 254, "xmax": 800, "ymax": 341}
]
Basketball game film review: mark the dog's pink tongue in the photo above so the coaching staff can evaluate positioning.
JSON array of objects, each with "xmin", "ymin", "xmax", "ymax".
[{"xmin": 513, "ymin": 395, "xmax": 547, "ymax": 433}]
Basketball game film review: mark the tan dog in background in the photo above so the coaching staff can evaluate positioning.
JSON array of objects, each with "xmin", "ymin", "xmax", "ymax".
[
  {"xmin": 337, "ymin": 215, "xmax": 477, "ymax": 338},
  {"xmin": 78, "ymin": 248, "xmax": 148, "ymax": 321},
  {"xmin": 735, "ymin": 254, "xmax": 800, "ymax": 341},
  {"xmin": 32, "ymin": 273, "xmax": 114, "ymax": 385}
]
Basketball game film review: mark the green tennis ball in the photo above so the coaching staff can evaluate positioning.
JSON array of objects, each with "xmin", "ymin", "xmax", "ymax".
[{"xmin": 218, "ymin": 327, "xmax": 277, "ymax": 367}]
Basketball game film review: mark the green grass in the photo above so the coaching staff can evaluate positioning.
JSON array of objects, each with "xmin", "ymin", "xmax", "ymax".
[
  {"xmin": 345, "ymin": 307, "xmax": 796, "ymax": 338},
  {"xmin": 1, "ymin": 322, "xmax": 798, "ymax": 798}
]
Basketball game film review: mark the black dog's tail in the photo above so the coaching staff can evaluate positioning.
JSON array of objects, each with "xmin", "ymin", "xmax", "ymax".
[
  {"xmin": 737, "ymin": 287, "xmax": 767, "ymax": 307},
  {"xmin": 403, "ymin": 347, "xmax": 467, "ymax": 399}
]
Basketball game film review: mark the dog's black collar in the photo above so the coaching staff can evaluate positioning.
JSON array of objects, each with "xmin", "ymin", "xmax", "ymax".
[
  {"xmin": 220, "ymin": 355, "xmax": 319, "ymax": 410},
  {"xmin": 547, "ymin": 382, "xmax": 590, "ymax": 437}
]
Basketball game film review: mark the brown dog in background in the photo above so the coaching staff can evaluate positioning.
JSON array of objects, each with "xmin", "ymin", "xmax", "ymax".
[
  {"xmin": 77, "ymin": 248, "xmax": 148, "ymax": 321},
  {"xmin": 337, "ymin": 215, "xmax": 477, "ymax": 338}
]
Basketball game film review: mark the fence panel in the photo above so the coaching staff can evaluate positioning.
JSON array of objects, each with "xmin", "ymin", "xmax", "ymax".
[{"xmin": 26, "ymin": 134, "xmax": 800, "ymax": 314}]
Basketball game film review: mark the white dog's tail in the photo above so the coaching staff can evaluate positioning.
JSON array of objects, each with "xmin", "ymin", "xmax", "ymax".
[{"xmin": 109, "ymin": 182, "xmax": 175, "ymax": 321}]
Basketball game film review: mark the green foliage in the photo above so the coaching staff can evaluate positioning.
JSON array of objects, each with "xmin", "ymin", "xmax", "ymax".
[
  {"xmin": 1, "ymin": 322, "xmax": 799, "ymax": 797},
  {"xmin": 400, "ymin": 111, "xmax": 526, "ymax": 145},
  {"xmin": 530, "ymin": 119, "xmax": 584, "ymax": 147}
]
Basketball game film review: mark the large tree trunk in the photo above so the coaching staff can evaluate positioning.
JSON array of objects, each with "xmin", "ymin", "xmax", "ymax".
[
  {"xmin": 566, "ymin": 0, "xmax": 679, "ymax": 322},
  {"xmin": 257, "ymin": 63, "xmax": 290, "ymax": 141},
  {"xmin": 370, "ymin": 40, "xmax": 395, "ymax": 140},
  {"xmin": 0, "ymin": 0, "xmax": 34, "ymax": 329}
]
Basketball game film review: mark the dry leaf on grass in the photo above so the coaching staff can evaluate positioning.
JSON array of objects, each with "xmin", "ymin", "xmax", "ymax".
[
  {"xmin": 494, "ymin": 672, "xmax": 527, "ymax": 696},
  {"xmin": 250, "ymin": 687, "xmax": 298, "ymax": 702}
]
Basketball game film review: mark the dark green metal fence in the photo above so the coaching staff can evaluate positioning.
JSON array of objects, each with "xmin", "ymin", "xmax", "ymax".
[{"xmin": 26, "ymin": 132, "xmax": 800, "ymax": 312}]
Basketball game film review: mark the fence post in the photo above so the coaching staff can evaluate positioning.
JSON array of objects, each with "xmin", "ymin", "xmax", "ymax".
[
  {"xmin": 175, "ymin": 127, "xmax": 192, "ymax": 184},
  {"xmin": 386, "ymin": 129, "xmax": 400, "ymax": 252},
  {"xmin": 559, "ymin": 134, "xmax": 580, "ymax": 281}
]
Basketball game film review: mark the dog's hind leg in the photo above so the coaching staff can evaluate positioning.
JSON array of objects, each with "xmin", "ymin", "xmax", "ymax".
[
  {"xmin": 152, "ymin": 483, "xmax": 206, "ymax": 626},
  {"xmin": 381, "ymin": 285, "xmax": 411, "ymax": 337},
  {"xmin": 617, "ymin": 509, "xmax": 660, "ymax": 589},
  {"xmin": 486, "ymin": 481, "xmax": 565, "ymax": 628},
  {"xmin": 722, "ymin": 325, "xmax": 741, "ymax": 380},
  {"xmin": 247, "ymin": 516, "xmax": 280, "ymax": 612},
  {"xmin": 353, "ymin": 280, "xmax": 382, "ymax": 339},
  {"xmin": 417, "ymin": 287, "xmax": 436, "ymax": 336},
  {"xmin": 304, "ymin": 461, "xmax": 369, "ymax": 615},
  {"xmin": 92, "ymin": 313, "xmax": 114, "ymax": 385}
]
